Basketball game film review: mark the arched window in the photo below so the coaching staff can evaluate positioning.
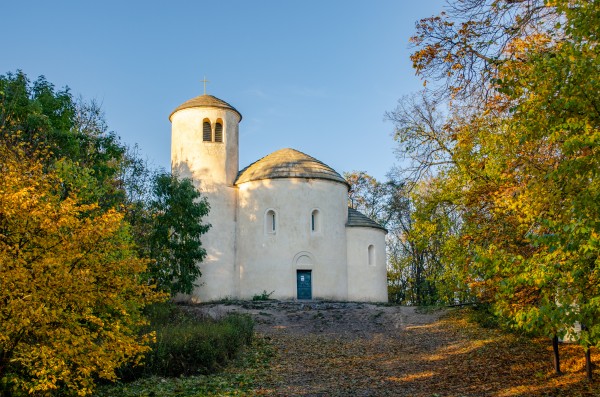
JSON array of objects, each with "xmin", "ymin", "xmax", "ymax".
[
  {"xmin": 214, "ymin": 121, "xmax": 223, "ymax": 142},
  {"xmin": 202, "ymin": 120, "xmax": 212, "ymax": 142},
  {"xmin": 265, "ymin": 209, "xmax": 276, "ymax": 234},
  {"xmin": 368, "ymin": 244, "xmax": 375, "ymax": 266},
  {"xmin": 311, "ymin": 209, "xmax": 320, "ymax": 232}
]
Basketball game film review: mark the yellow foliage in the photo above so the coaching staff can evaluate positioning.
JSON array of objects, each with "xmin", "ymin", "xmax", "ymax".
[{"xmin": 0, "ymin": 143, "xmax": 166, "ymax": 395}]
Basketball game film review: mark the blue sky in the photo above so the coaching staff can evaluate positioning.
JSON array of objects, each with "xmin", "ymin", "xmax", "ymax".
[{"xmin": 1, "ymin": 1, "xmax": 446, "ymax": 181}]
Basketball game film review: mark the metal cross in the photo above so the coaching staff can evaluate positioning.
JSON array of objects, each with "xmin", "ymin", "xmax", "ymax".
[{"xmin": 201, "ymin": 76, "xmax": 209, "ymax": 95}]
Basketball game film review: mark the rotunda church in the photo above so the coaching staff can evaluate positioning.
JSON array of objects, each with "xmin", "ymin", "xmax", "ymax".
[{"xmin": 170, "ymin": 93, "xmax": 388, "ymax": 302}]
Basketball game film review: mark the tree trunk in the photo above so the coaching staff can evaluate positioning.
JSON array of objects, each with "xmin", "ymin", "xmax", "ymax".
[
  {"xmin": 552, "ymin": 335, "xmax": 561, "ymax": 375},
  {"xmin": 581, "ymin": 323, "xmax": 593, "ymax": 381},
  {"xmin": 585, "ymin": 345, "xmax": 593, "ymax": 382}
]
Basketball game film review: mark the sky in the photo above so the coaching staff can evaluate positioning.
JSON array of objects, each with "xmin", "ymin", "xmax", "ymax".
[{"xmin": 1, "ymin": 1, "xmax": 446, "ymax": 181}]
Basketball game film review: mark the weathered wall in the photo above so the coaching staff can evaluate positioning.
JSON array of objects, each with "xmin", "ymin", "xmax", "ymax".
[
  {"xmin": 170, "ymin": 100, "xmax": 388, "ymax": 303},
  {"xmin": 346, "ymin": 227, "xmax": 388, "ymax": 302},
  {"xmin": 236, "ymin": 178, "xmax": 349, "ymax": 300},
  {"xmin": 171, "ymin": 106, "xmax": 240, "ymax": 301}
]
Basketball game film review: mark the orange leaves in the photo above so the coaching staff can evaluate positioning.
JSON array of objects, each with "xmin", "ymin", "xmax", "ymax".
[
  {"xmin": 250, "ymin": 307, "xmax": 599, "ymax": 396},
  {"xmin": 404, "ymin": 0, "xmax": 600, "ymax": 355}
]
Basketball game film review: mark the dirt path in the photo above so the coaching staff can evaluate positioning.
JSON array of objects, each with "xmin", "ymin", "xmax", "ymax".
[
  {"xmin": 191, "ymin": 301, "xmax": 454, "ymax": 396},
  {"xmin": 188, "ymin": 301, "xmax": 598, "ymax": 397}
]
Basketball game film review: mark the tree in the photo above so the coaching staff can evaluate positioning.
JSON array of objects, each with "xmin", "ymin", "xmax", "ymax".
[
  {"xmin": 0, "ymin": 70, "xmax": 213, "ymax": 394},
  {"xmin": 345, "ymin": 171, "xmax": 469, "ymax": 305},
  {"xmin": 345, "ymin": 171, "xmax": 393, "ymax": 225},
  {"xmin": 146, "ymin": 173, "xmax": 211, "ymax": 296},
  {"xmin": 398, "ymin": 0, "xmax": 600, "ymax": 378},
  {"xmin": 0, "ymin": 143, "xmax": 165, "ymax": 396},
  {"xmin": 0, "ymin": 70, "xmax": 128, "ymax": 209},
  {"xmin": 1, "ymin": 70, "xmax": 212, "ymax": 298}
]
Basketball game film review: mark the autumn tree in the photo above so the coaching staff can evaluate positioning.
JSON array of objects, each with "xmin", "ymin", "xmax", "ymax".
[
  {"xmin": 345, "ymin": 171, "xmax": 468, "ymax": 305},
  {"xmin": 0, "ymin": 143, "xmax": 165, "ymax": 396},
  {"xmin": 0, "ymin": 70, "xmax": 213, "ymax": 393},
  {"xmin": 1, "ymin": 70, "xmax": 212, "ymax": 298},
  {"xmin": 345, "ymin": 171, "xmax": 393, "ymax": 225},
  {"xmin": 0, "ymin": 71, "xmax": 128, "ymax": 208},
  {"xmin": 396, "ymin": 0, "xmax": 600, "ymax": 378}
]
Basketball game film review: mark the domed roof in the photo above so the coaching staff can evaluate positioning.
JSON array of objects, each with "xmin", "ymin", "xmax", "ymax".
[
  {"xmin": 235, "ymin": 148, "xmax": 348, "ymax": 186},
  {"xmin": 169, "ymin": 94, "xmax": 242, "ymax": 121}
]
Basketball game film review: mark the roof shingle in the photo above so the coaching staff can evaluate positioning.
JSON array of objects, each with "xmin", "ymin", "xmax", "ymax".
[
  {"xmin": 346, "ymin": 207, "xmax": 387, "ymax": 232},
  {"xmin": 169, "ymin": 94, "xmax": 242, "ymax": 121},
  {"xmin": 235, "ymin": 148, "xmax": 348, "ymax": 186}
]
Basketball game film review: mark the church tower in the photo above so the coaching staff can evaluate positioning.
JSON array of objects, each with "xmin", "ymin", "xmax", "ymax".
[{"xmin": 170, "ymin": 93, "xmax": 242, "ymax": 301}]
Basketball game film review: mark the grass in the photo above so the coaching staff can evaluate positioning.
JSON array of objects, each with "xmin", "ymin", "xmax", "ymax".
[
  {"xmin": 96, "ymin": 336, "xmax": 274, "ymax": 397},
  {"xmin": 106, "ymin": 303, "xmax": 255, "ymax": 386}
]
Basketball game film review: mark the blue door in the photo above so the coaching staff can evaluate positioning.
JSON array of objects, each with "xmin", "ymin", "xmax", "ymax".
[{"xmin": 297, "ymin": 270, "xmax": 312, "ymax": 300}]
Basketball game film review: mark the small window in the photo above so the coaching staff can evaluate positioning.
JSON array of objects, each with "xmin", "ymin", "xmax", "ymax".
[
  {"xmin": 203, "ymin": 120, "xmax": 212, "ymax": 142},
  {"xmin": 311, "ymin": 209, "xmax": 320, "ymax": 232},
  {"xmin": 368, "ymin": 244, "xmax": 375, "ymax": 266},
  {"xmin": 266, "ymin": 210, "xmax": 276, "ymax": 234},
  {"xmin": 214, "ymin": 122, "xmax": 223, "ymax": 142}
]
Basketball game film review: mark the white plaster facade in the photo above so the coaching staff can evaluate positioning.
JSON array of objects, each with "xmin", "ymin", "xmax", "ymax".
[{"xmin": 170, "ymin": 94, "xmax": 387, "ymax": 302}]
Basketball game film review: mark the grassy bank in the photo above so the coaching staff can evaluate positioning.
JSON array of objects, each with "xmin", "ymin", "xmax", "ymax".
[
  {"xmin": 96, "ymin": 336, "xmax": 274, "ymax": 397},
  {"xmin": 97, "ymin": 303, "xmax": 263, "ymax": 396}
]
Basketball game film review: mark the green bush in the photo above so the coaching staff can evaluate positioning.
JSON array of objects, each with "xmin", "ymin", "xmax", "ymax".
[
  {"xmin": 118, "ymin": 303, "xmax": 254, "ymax": 380},
  {"xmin": 466, "ymin": 304, "xmax": 501, "ymax": 329},
  {"xmin": 252, "ymin": 290, "xmax": 274, "ymax": 301}
]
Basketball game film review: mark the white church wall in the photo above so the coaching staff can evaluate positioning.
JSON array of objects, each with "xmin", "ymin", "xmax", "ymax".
[
  {"xmin": 171, "ymin": 107, "xmax": 241, "ymax": 302},
  {"xmin": 346, "ymin": 227, "xmax": 388, "ymax": 302},
  {"xmin": 236, "ymin": 178, "xmax": 349, "ymax": 300},
  {"xmin": 171, "ymin": 107, "xmax": 240, "ymax": 186}
]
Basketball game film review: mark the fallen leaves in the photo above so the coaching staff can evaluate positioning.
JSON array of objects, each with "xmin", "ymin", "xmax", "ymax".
[{"xmin": 254, "ymin": 309, "xmax": 599, "ymax": 396}]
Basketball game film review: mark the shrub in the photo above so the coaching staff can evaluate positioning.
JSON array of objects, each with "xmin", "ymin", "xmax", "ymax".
[
  {"xmin": 252, "ymin": 290, "xmax": 274, "ymax": 301},
  {"xmin": 118, "ymin": 304, "xmax": 254, "ymax": 380},
  {"xmin": 467, "ymin": 304, "xmax": 501, "ymax": 329}
]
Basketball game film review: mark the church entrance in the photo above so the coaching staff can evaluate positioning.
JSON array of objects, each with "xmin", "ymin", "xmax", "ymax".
[{"xmin": 296, "ymin": 270, "xmax": 312, "ymax": 300}]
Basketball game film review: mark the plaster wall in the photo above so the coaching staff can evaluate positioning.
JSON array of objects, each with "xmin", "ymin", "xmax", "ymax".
[
  {"xmin": 171, "ymin": 107, "xmax": 240, "ymax": 187},
  {"xmin": 170, "ymin": 107, "xmax": 240, "ymax": 301},
  {"xmin": 346, "ymin": 227, "xmax": 388, "ymax": 302},
  {"xmin": 236, "ymin": 178, "xmax": 349, "ymax": 300}
]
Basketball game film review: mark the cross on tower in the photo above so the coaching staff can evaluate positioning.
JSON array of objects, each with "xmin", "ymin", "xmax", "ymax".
[{"xmin": 201, "ymin": 76, "xmax": 209, "ymax": 95}]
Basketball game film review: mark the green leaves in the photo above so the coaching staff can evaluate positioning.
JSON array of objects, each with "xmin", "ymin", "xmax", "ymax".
[
  {"xmin": 400, "ymin": 0, "xmax": 600, "ymax": 373},
  {"xmin": 146, "ymin": 173, "xmax": 211, "ymax": 296}
]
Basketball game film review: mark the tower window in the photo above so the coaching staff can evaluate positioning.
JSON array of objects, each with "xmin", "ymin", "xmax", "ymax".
[
  {"xmin": 266, "ymin": 209, "xmax": 276, "ymax": 234},
  {"xmin": 368, "ymin": 244, "xmax": 375, "ymax": 266},
  {"xmin": 215, "ymin": 122, "xmax": 223, "ymax": 142},
  {"xmin": 203, "ymin": 120, "xmax": 212, "ymax": 142},
  {"xmin": 311, "ymin": 209, "xmax": 320, "ymax": 232}
]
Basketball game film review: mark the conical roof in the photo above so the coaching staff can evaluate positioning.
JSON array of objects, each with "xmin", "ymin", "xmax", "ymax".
[
  {"xmin": 346, "ymin": 207, "xmax": 387, "ymax": 232},
  {"xmin": 235, "ymin": 148, "xmax": 348, "ymax": 186},
  {"xmin": 169, "ymin": 94, "xmax": 242, "ymax": 121}
]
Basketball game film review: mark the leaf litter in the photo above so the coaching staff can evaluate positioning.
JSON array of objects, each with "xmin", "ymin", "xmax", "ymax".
[{"xmin": 195, "ymin": 301, "xmax": 599, "ymax": 396}]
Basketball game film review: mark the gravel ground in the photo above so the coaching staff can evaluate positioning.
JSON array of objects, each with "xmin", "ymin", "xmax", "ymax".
[{"xmin": 186, "ymin": 300, "xmax": 443, "ymax": 340}]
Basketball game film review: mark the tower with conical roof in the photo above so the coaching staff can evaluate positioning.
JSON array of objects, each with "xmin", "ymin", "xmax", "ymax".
[{"xmin": 170, "ymin": 93, "xmax": 242, "ymax": 301}]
